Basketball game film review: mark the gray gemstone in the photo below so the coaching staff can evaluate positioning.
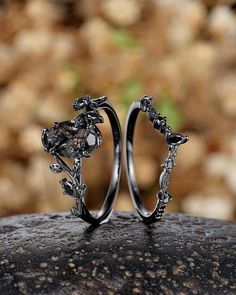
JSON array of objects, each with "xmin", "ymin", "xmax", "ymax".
[
  {"xmin": 86, "ymin": 133, "xmax": 96, "ymax": 146},
  {"xmin": 166, "ymin": 159, "xmax": 174, "ymax": 169},
  {"xmin": 159, "ymin": 171, "xmax": 170, "ymax": 191},
  {"xmin": 50, "ymin": 164, "xmax": 62, "ymax": 173},
  {"xmin": 42, "ymin": 121, "xmax": 102, "ymax": 158}
]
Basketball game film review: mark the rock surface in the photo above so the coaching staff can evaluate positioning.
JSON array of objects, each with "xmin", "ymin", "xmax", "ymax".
[{"xmin": 0, "ymin": 212, "xmax": 235, "ymax": 295}]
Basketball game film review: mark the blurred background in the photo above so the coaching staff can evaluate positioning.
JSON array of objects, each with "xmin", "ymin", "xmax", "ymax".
[{"xmin": 0, "ymin": 0, "xmax": 236, "ymax": 220}]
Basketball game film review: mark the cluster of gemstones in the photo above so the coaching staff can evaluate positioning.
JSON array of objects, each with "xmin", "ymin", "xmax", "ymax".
[
  {"xmin": 41, "ymin": 96, "xmax": 106, "ymax": 217},
  {"xmin": 139, "ymin": 96, "xmax": 188, "ymax": 219}
]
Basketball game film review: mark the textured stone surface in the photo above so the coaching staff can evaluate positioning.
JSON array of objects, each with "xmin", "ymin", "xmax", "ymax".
[{"xmin": 0, "ymin": 212, "xmax": 235, "ymax": 295}]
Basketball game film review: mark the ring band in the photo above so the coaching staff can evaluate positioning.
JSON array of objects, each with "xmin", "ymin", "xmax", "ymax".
[
  {"xmin": 42, "ymin": 95, "xmax": 122, "ymax": 225},
  {"xmin": 125, "ymin": 96, "xmax": 188, "ymax": 223}
]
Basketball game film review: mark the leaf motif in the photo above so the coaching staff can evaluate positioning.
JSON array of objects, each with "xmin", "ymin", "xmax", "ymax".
[
  {"xmin": 60, "ymin": 178, "xmax": 74, "ymax": 197},
  {"xmin": 50, "ymin": 164, "xmax": 62, "ymax": 173},
  {"xmin": 159, "ymin": 171, "xmax": 170, "ymax": 191}
]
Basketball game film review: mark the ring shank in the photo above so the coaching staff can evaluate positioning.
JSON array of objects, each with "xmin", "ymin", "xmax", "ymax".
[
  {"xmin": 79, "ymin": 100, "xmax": 122, "ymax": 225},
  {"xmin": 125, "ymin": 101, "xmax": 159, "ymax": 223}
]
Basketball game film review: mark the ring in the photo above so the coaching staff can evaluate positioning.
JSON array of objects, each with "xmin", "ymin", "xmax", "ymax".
[
  {"xmin": 125, "ymin": 96, "xmax": 188, "ymax": 223},
  {"xmin": 41, "ymin": 95, "xmax": 122, "ymax": 225}
]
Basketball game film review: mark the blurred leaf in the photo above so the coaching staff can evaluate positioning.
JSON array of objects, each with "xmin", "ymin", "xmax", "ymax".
[
  {"xmin": 111, "ymin": 29, "xmax": 141, "ymax": 50},
  {"xmin": 120, "ymin": 77, "xmax": 143, "ymax": 108},
  {"xmin": 157, "ymin": 92, "xmax": 184, "ymax": 130},
  {"xmin": 63, "ymin": 64, "xmax": 83, "ymax": 97}
]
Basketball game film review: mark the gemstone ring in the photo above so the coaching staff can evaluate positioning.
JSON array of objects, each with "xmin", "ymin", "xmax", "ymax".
[
  {"xmin": 42, "ymin": 95, "xmax": 122, "ymax": 225},
  {"xmin": 125, "ymin": 96, "xmax": 188, "ymax": 223}
]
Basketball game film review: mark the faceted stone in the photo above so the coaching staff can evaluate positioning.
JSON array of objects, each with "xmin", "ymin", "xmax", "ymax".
[
  {"xmin": 49, "ymin": 163, "xmax": 62, "ymax": 173},
  {"xmin": 166, "ymin": 159, "xmax": 174, "ymax": 170},
  {"xmin": 42, "ymin": 120, "xmax": 102, "ymax": 158},
  {"xmin": 167, "ymin": 133, "xmax": 187, "ymax": 145},
  {"xmin": 153, "ymin": 119, "xmax": 161, "ymax": 129},
  {"xmin": 60, "ymin": 178, "xmax": 74, "ymax": 197},
  {"xmin": 86, "ymin": 133, "xmax": 96, "ymax": 146},
  {"xmin": 140, "ymin": 96, "xmax": 152, "ymax": 111},
  {"xmin": 157, "ymin": 191, "xmax": 172, "ymax": 204}
]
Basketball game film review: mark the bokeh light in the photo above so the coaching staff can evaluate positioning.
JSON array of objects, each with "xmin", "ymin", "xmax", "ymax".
[{"xmin": 0, "ymin": 0, "xmax": 235, "ymax": 220}]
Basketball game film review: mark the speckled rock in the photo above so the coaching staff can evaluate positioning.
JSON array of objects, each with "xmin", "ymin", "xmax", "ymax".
[{"xmin": 0, "ymin": 212, "xmax": 235, "ymax": 295}]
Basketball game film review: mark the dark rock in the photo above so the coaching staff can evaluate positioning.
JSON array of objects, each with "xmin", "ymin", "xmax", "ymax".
[{"xmin": 0, "ymin": 212, "xmax": 235, "ymax": 295}]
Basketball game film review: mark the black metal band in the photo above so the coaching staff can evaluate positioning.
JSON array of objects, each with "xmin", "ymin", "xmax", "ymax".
[
  {"xmin": 73, "ymin": 99, "xmax": 122, "ymax": 225},
  {"xmin": 125, "ymin": 96, "xmax": 188, "ymax": 223},
  {"xmin": 42, "ymin": 96, "xmax": 122, "ymax": 225}
]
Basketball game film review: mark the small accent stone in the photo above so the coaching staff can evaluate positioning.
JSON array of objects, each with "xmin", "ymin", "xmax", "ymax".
[
  {"xmin": 86, "ymin": 133, "xmax": 96, "ymax": 146},
  {"xmin": 50, "ymin": 163, "xmax": 62, "ymax": 173}
]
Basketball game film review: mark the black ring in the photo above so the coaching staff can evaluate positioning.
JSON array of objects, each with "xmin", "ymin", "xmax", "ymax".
[
  {"xmin": 42, "ymin": 95, "xmax": 122, "ymax": 225},
  {"xmin": 125, "ymin": 96, "xmax": 188, "ymax": 223}
]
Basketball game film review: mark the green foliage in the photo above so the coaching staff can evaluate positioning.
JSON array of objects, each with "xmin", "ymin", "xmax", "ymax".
[
  {"xmin": 63, "ymin": 64, "xmax": 83, "ymax": 97},
  {"xmin": 157, "ymin": 92, "xmax": 184, "ymax": 130},
  {"xmin": 111, "ymin": 29, "xmax": 141, "ymax": 51},
  {"xmin": 120, "ymin": 77, "xmax": 143, "ymax": 107}
]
